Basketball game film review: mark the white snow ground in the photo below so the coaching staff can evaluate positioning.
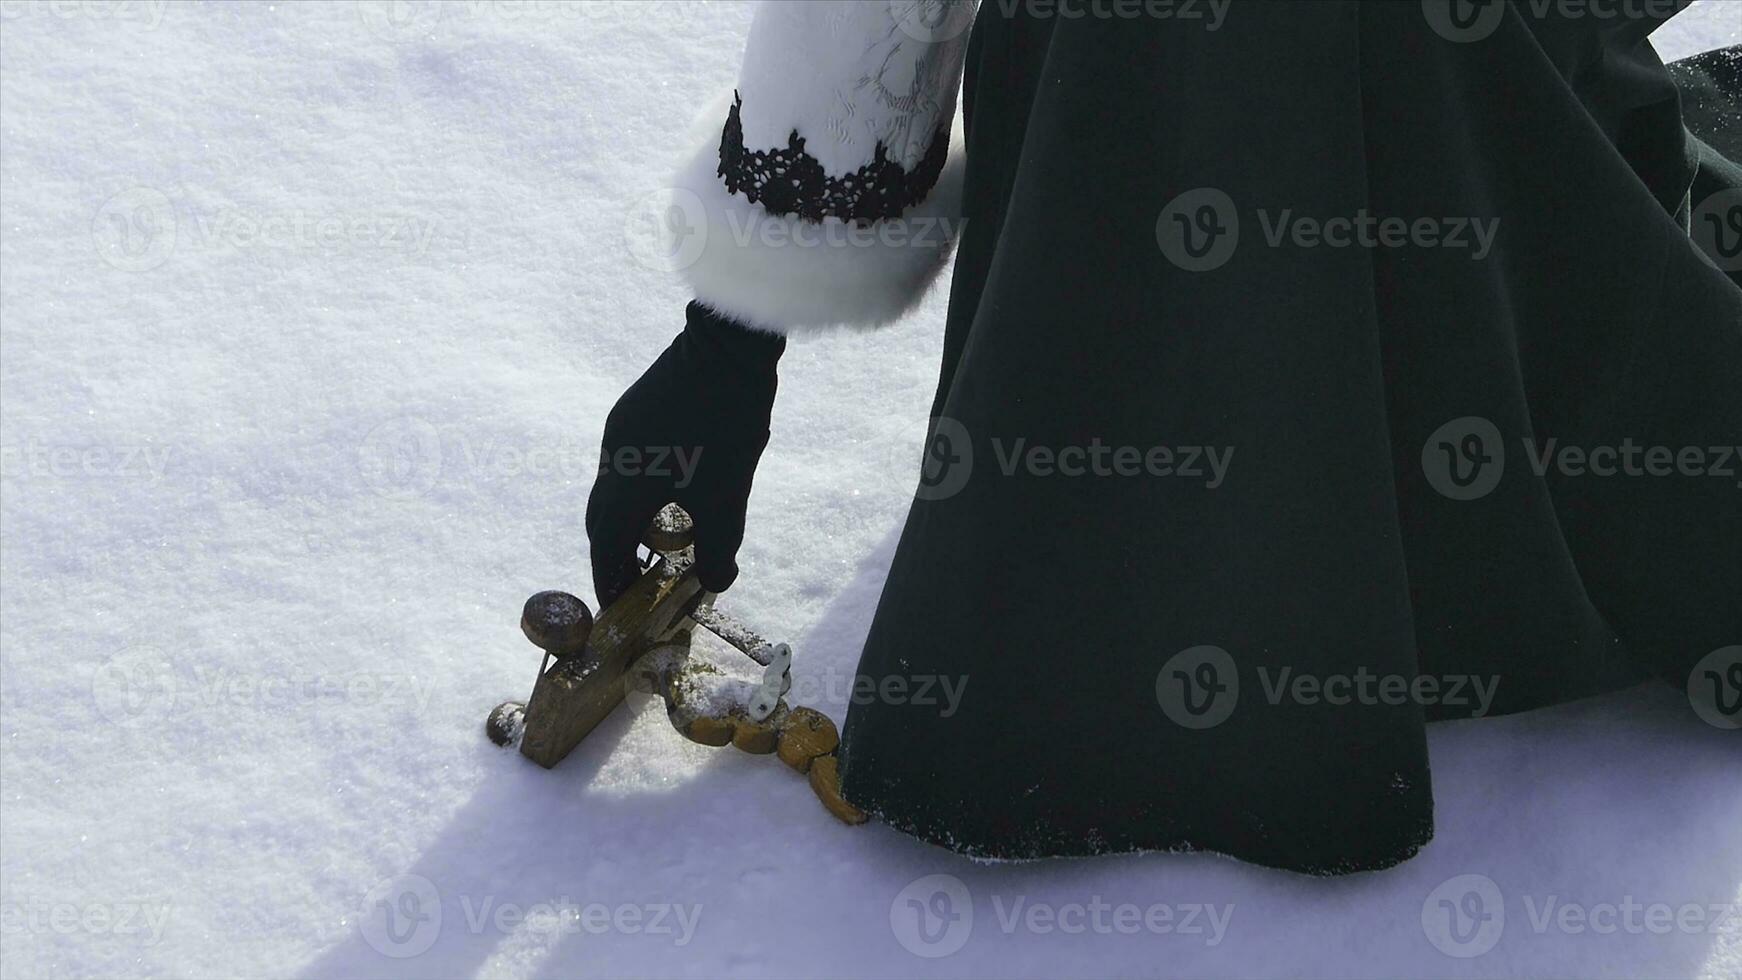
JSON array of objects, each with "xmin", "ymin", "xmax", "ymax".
[{"xmin": 0, "ymin": 2, "xmax": 1737, "ymax": 978}]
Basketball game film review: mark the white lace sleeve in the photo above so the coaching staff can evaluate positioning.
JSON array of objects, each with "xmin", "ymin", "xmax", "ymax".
[{"xmin": 667, "ymin": 1, "xmax": 977, "ymax": 336}]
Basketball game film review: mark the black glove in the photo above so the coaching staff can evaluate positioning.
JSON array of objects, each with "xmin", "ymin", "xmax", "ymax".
[{"xmin": 586, "ymin": 302, "xmax": 786, "ymax": 606}]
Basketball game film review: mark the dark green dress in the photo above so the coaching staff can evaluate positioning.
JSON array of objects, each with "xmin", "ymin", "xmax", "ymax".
[{"xmin": 837, "ymin": 1, "xmax": 1741, "ymax": 874}]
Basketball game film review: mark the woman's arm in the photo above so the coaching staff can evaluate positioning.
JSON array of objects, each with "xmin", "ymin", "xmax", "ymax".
[
  {"xmin": 588, "ymin": 2, "xmax": 977, "ymax": 603},
  {"xmin": 669, "ymin": 0, "xmax": 976, "ymax": 334}
]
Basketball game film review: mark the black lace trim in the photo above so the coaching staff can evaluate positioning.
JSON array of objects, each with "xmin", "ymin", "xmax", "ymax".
[{"xmin": 717, "ymin": 92, "xmax": 950, "ymax": 225}]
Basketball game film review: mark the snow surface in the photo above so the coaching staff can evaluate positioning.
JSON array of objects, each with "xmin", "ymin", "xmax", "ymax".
[{"xmin": 1, "ymin": 2, "xmax": 1738, "ymax": 978}]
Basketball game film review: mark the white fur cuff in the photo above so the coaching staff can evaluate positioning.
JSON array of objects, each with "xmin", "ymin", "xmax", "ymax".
[{"xmin": 667, "ymin": 118, "xmax": 966, "ymax": 337}]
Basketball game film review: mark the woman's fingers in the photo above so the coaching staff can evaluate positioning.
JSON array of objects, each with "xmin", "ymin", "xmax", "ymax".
[{"xmin": 585, "ymin": 473, "xmax": 667, "ymax": 608}]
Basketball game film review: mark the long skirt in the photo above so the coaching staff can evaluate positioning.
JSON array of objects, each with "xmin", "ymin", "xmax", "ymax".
[{"xmin": 836, "ymin": 0, "xmax": 1741, "ymax": 875}]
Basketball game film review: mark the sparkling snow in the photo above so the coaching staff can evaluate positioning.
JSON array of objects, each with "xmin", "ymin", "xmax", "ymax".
[{"xmin": 2, "ymin": 2, "xmax": 1738, "ymax": 978}]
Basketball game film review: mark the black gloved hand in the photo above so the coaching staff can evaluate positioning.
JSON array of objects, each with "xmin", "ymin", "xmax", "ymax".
[{"xmin": 586, "ymin": 302, "xmax": 786, "ymax": 606}]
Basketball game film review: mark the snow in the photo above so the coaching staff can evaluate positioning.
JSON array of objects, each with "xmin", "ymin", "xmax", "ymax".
[{"xmin": 0, "ymin": 2, "xmax": 1737, "ymax": 978}]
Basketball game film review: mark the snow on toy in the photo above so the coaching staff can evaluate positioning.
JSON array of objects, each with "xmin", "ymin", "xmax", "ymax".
[{"xmin": 487, "ymin": 504, "xmax": 864, "ymax": 824}]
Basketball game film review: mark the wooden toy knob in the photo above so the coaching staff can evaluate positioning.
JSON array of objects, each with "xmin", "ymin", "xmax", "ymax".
[
  {"xmin": 643, "ymin": 503, "xmax": 695, "ymax": 555},
  {"xmin": 486, "ymin": 700, "xmax": 526, "ymax": 747},
  {"xmin": 520, "ymin": 590, "xmax": 593, "ymax": 657}
]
